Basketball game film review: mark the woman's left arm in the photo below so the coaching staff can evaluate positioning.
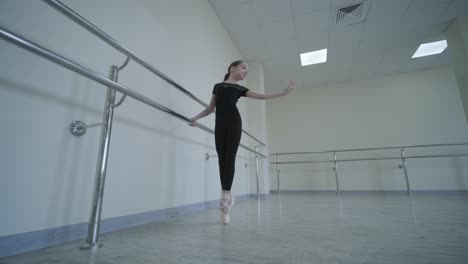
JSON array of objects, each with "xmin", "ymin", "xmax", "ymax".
[{"xmin": 246, "ymin": 80, "xmax": 295, "ymax": 100}]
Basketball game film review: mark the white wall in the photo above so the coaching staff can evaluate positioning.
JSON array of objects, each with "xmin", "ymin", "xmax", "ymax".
[
  {"xmin": 266, "ymin": 67, "xmax": 468, "ymax": 191},
  {"xmin": 0, "ymin": 0, "xmax": 254, "ymax": 237},
  {"xmin": 244, "ymin": 62, "xmax": 271, "ymax": 195},
  {"xmin": 445, "ymin": 15, "xmax": 468, "ymax": 124}
]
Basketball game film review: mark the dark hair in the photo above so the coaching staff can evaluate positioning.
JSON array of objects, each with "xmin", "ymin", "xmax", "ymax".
[{"xmin": 223, "ymin": 60, "xmax": 244, "ymax": 81}]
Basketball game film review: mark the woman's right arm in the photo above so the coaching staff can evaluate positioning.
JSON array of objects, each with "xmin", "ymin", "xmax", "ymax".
[{"xmin": 189, "ymin": 95, "xmax": 216, "ymax": 126}]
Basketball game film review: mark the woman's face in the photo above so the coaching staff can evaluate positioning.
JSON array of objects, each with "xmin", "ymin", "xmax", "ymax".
[{"xmin": 231, "ymin": 62, "xmax": 248, "ymax": 80}]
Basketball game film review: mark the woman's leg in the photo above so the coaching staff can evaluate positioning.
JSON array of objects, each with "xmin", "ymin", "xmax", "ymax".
[
  {"xmin": 215, "ymin": 121, "xmax": 241, "ymax": 224},
  {"xmin": 215, "ymin": 125, "xmax": 227, "ymax": 190},
  {"xmin": 218, "ymin": 122, "xmax": 242, "ymax": 224},
  {"xmin": 222, "ymin": 122, "xmax": 242, "ymax": 191}
]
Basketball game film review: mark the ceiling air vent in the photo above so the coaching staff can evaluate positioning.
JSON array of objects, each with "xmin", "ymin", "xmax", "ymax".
[{"xmin": 335, "ymin": 1, "xmax": 370, "ymax": 26}]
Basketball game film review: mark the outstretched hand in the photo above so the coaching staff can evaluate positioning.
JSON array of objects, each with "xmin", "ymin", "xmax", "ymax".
[
  {"xmin": 188, "ymin": 118, "xmax": 197, "ymax": 127},
  {"xmin": 283, "ymin": 80, "xmax": 295, "ymax": 96}
]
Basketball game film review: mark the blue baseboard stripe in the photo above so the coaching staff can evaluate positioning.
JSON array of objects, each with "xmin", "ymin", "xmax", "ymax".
[{"xmin": 0, "ymin": 194, "xmax": 252, "ymax": 258}]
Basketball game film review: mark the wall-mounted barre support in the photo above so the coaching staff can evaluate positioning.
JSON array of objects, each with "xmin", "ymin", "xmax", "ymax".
[
  {"xmin": 80, "ymin": 65, "xmax": 119, "ymax": 250},
  {"xmin": 69, "ymin": 55, "xmax": 132, "ymax": 137}
]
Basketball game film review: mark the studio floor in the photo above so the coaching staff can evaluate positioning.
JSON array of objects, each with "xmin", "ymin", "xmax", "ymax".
[{"xmin": 1, "ymin": 191, "xmax": 468, "ymax": 264}]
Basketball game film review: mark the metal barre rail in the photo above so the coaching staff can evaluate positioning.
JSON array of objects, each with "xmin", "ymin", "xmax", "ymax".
[
  {"xmin": 270, "ymin": 154, "xmax": 468, "ymax": 164},
  {"xmin": 271, "ymin": 143, "xmax": 468, "ymax": 196},
  {"xmin": 0, "ymin": 26, "xmax": 266, "ymax": 158},
  {"xmin": 42, "ymin": 0, "xmax": 266, "ymax": 147},
  {"xmin": 271, "ymin": 142, "xmax": 468, "ymax": 155}
]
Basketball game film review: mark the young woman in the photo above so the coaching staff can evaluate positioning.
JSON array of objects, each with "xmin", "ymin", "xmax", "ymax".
[{"xmin": 190, "ymin": 60, "xmax": 294, "ymax": 224}]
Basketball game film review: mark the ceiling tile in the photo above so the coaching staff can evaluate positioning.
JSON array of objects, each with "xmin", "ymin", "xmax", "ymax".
[
  {"xmin": 230, "ymin": 27, "xmax": 265, "ymax": 51},
  {"xmin": 408, "ymin": 0, "xmax": 453, "ymax": 11},
  {"xmin": 376, "ymin": 46, "xmax": 414, "ymax": 75},
  {"xmin": 348, "ymin": 55, "xmax": 383, "ymax": 78},
  {"xmin": 253, "ymin": 0, "xmax": 292, "ymax": 24},
  {"xmin": 329, "ymin": 23, "xmax": 364, "ymax": 44},
  {"xmin": 439, "ymin": 0, "xmax": 468, "ymax": 23},
  {"xmin": 407, "ymin": 50, "xmax": 451, "ymax": 71},
  {"xmin": 401, "ymin": 6, "xmax": 449, "ymax": 29},
  {"xmin": 293, "ymin": 9, "xmax": 330, "ymax": 38},
  {"xmin": 327, "ymin": 44, "xmax": 358, "ymax": 65},
  {"xmin": 216, "ymin": 3, "xmax": 258, "ymax": 34},
  {"xmin": 362, "ymin": 17, "xmax": 400, "ymax": 41},
  {"xmin": 332, "ymin": 0, "xmax": 359, "ymax": 7},
  {"xmin": 301, "ymin": 63, "xmax": 328, "ymax": 78},
  {"xmin": 357, "ymin": 35, "xmax": 391, "ymax": 55},
  {"xmin": 291, "ymin": 0, "xmax": 331, "ymax": 15},
  {"xmin": 209, "ymin": 0, "xmax": 454, "ymax": 91},
  {"xmin": 208, "ymin": 0, "xmax": 253, "ymax": 14},
  {"xmin": 358, "ymin": 18, "xmax": 402, "ymax": 55},
  {"xmin": 391, "ymin": 23, "xmax": 449, "ymax": 50},
  {"xmin": 262, "ymin": 39, "xmax": 299, "ymax": 59},
  {"xmin": 263, "ymin": 54, "xmax": 301, "ymax": 72},
  {"xmin": 296, "ymin": 32, "xmax": 330, "ymax": 54},
  {"xmin": 241, "ymin": 46, "xmax": 271, "ymax": 61},
  {"xmin": 260, "ymin": 19, "xmax": 296, "ymax": 43},
  {"xmin": 366, "ymin": 0, "xmax": 411, "ymax": 21}
]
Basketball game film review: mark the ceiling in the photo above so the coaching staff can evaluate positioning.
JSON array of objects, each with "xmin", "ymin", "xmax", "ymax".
[{"xmin": 208, "ymin": 0, "xmax": 468, "ymax": 91}]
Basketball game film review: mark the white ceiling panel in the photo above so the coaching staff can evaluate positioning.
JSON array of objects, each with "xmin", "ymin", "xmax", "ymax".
[
  {"xmin": 391, "ymin": 23, "xmax": 449, "ymax": 51},
  {"xmin": 332, "ymin": 0, "xmax": 360, "ymax": 7},
  {"xmin": 327, "ymin": 45, "xmax": 357, "ymax": 67},
  {"xmin": 329, "ymin": 23, "xmax": 364, "ymax": 44},
  {"xmin": 252, "ymin": 0, "xmax": 292, "ymax": 24},
  {"xmin": 358, "ymin": 17, "xmax": 399, "ymax": 54},
  {"xmin": 439, "ymin": 0, "xmax": 468, "ymax": 23},
  {"xmin": 376, "ymin": 46, "xmax": 415, "ymax": 75},
  {"xmin": 401, "ymin": 5, "xmax": 450, "ymax": 30},
  {"xmin": 230, "ymin": 27, "xmax": 265, "ymax": 51},
  {"xmin": 408, "ymin": 0, "xmax": 454, "ymax": 10},
  {"xmin": 263, "ymin": 54, "xmax": 301, "ymax": 72},
  {"xmin": 357, "ymin": 34, "xmax": 392, "ymax": 56},
  {"xmin": 301, "ymin": 63, "xmax": 329, "ymax": 79},
  {"xmin": 293, "ymin": 10, "xmax": 330, "ymax": 38},
  {"xmin": 260, "ymin": 18, "xmax": 296, "ymax": 43},
  {"xmin": 214, "ymin": 3, "xmax": 257, "ymax": 34},
  {"xmin": 261, "ymin": 39, "xmax": 299, "ymax": 59},
  {"xmin": 241, "ymin": 46, "xmax": 271, "ymax": 61},
  {"xmin": 407, "ymin": 50, "xmax": 451, "ymax": 71},
  {"xmin": 348, "ymin": 54, "xmax": 383, "ymax": 78},
  {"xmin": 296, "ymin": 33, "xmax": 329, "ymax": 54},
  {"xmin": 366, "ymin": 0, "xmax": 411, "ymax": 22},
  {"xmin": 361, "ymin": 17, "xmax": 400, "ymax": 42},
  {"xmin": 209, "ymin": 0, "xmax": 455, "ymax": 91},
  {"xmin": 291, "ymin": 0, "xmax": 331, "ymax": 15},
  {"xmin": 209, "ymin": 0, "xmax": 253, "ymax": 14}
]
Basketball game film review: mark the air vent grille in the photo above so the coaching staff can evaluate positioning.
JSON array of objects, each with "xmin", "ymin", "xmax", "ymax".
[{"xmin": 335, "ymin": 1, "xmax": 369, "ymax": 26}]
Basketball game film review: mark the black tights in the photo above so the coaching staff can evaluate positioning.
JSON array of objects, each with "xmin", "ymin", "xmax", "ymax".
[{"xmin": 215, "ymin": 120, "xmax": 242, "ymax": 191}]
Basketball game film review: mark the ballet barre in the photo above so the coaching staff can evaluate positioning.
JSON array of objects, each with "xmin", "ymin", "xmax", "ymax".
[
  {"xmin": 271, "ymin": 142, "xmax": 468, "ymax": 194},
  {"xmin": 0, "ymin": 24, "xmax": 265, "ymax": 251}
]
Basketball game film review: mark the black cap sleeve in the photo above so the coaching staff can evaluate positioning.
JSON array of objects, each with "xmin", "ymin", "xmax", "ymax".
[{"xmin": 239, "ymin": 85, "xmax": 249, "ymax": 97}]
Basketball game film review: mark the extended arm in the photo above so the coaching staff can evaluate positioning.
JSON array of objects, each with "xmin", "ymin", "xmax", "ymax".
[
  {"xmin": 189, "ymin": 95, "xmax": 216, "ymax": 126},
  {"xmin": 246, "ymin": 80, "xmax": 295, "ymax": 100}
]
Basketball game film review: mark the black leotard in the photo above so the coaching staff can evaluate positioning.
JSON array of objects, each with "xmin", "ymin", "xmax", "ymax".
[{"xmin": 212, "ymin": 82, "xmax": 249, "ymax": 191}]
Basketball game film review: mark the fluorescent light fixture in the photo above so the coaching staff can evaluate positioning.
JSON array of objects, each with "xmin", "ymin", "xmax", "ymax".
[
  {"xmin": 412, "ymin": 40, "xmax": 447, "ymax": 58},
  {"xmin": 300, "ymin": 49, "xmax": 327, "ymax": 66}
]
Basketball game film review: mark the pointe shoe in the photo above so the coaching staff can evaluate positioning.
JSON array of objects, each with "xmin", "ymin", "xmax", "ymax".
[
  {"xmin": 220, "ymin": 191, "xmax": 232, "ymax": 224},
  {"xmin": 228, "ymin": 194, "xmax": 235, "ymax": 208}
]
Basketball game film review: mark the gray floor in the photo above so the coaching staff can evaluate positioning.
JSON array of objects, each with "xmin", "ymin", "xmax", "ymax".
[{"xmin": 1, "ymin": 192, "xmax": 468, "ymax": 264}]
